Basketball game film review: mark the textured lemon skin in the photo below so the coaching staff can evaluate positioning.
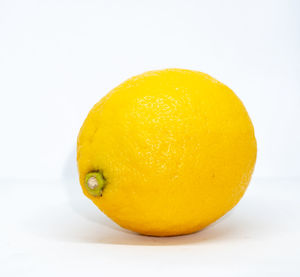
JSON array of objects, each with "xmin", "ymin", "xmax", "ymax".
[{"xmin": 77, "ymin": 69, "xmax": 257, "ymax": 236}]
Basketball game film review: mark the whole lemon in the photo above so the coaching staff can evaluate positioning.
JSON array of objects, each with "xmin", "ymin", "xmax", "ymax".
[{"xmin": 77, "ymin": 69, "xmax": 257, "ymax": 236}]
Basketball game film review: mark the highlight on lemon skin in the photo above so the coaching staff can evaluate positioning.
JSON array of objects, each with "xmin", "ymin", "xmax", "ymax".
[{"xmin": 84, "ymin": 172, "xmax": 106, "ymax": 197}]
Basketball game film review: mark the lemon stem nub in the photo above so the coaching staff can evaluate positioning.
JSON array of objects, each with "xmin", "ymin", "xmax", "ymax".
[{"xmin": 85, "ymin": 172, "xmax": 106, "ymax": 197}]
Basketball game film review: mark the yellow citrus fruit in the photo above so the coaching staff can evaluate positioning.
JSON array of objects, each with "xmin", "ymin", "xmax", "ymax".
[{"xmin": 77, "ymin": 68, "xmax": 257, "ymax": 236}]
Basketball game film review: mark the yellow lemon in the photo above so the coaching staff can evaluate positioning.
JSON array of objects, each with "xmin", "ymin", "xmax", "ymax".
[{"xmin": 77, "ymin": 69, "xmax": 257, "ymax": 236}]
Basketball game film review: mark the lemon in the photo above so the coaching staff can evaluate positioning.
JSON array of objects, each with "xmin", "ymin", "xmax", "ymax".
[{"xmin": 77, "ymin": 69, "xmax": 257, "ymax": 236}]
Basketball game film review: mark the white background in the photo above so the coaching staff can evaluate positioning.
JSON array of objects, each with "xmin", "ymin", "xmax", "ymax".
[
  {"xmin": 0, "ymin": 0, "xmax": 300, "ymax": 181},
  {"xmin": 0, "ymin": 0, "xmax": 300, "ymax": 276}
]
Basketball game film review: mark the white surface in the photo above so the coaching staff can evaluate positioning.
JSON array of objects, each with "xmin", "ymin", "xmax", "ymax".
[
  {"xmin": 1, "ymin": 178, "xmax": 299, "ymax": 276},
  {"xmin": 0, "ymin": 0, "xmax": 300, "ymax": 181}
]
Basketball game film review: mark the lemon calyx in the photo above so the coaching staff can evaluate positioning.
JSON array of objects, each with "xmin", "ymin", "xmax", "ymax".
[{"xmin": 85, "ymin": 172, "xmax": 106, "ymax": 197}]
